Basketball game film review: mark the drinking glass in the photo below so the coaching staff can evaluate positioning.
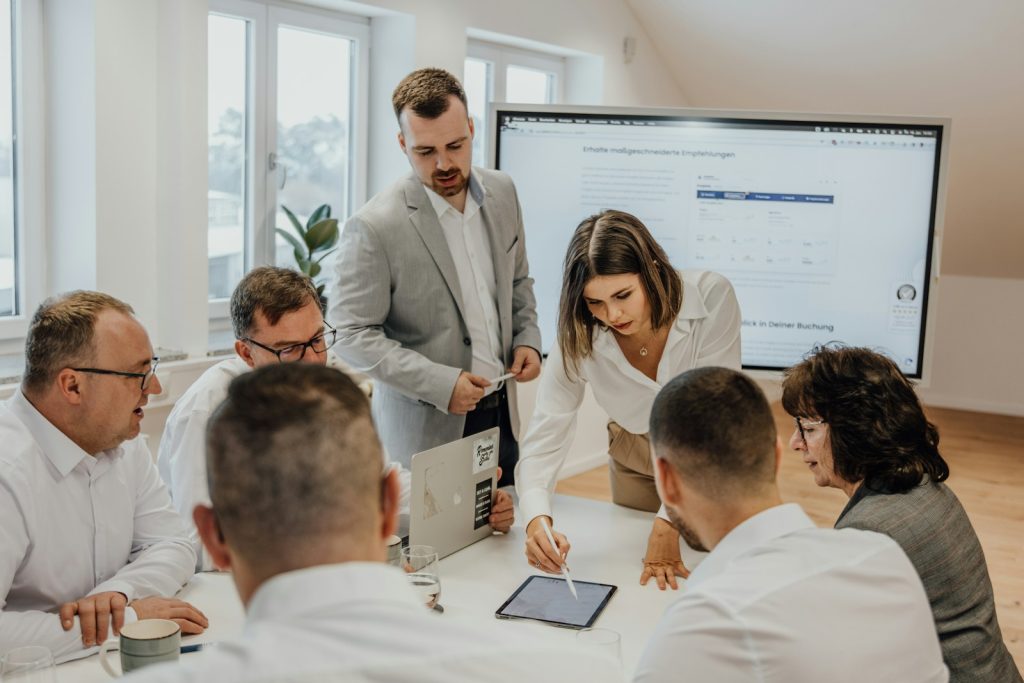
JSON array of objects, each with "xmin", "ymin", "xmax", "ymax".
[
  {"xmin": 576, "ymin": 627, "xmax": 622, "ymax": 663},
  {"xmin": 1, "ymin": 645, "xmax": 57, "ymax": 682},
  {"xmin": 402, "ymin": 544, "xmax": 442, "ymax": 610}
]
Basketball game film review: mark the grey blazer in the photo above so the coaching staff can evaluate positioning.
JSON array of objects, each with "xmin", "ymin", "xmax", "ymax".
[
  {"xmin": 329, "ymin": 168, "xmax": 541, "ymax": 467},
  {"xmin": 837, "ymin": 479, "xmax": 1021, "ymax": 683}
]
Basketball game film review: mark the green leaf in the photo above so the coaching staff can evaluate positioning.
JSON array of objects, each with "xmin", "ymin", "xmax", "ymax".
[
  {"xmin": 275, "ymin": 228, "xmax": 308, "ymax": 260},
  {"xmin": 281, "ymin": 205, "xmax": 306, "ymax": 238},
  {"xmin": 305, "ymin": 218, "xmax": 339, "ymax": 252},
  {"xmin": 296, "ymin": 256, "xmax": 311, "ymax": 274},
  {"xmin": 309, "ymin": 261, "xmax": 322, "ymax": 278},
  {"xmin": 306, "ymin": 204, "xmax": 331, "ymax": 229},
  {"xmin": 312, "ymin": 247, "xmax": 337, "ymax": 265}
]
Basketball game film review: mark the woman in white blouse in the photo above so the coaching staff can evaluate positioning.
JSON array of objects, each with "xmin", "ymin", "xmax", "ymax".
[{"xmin": 515, "ymin": 210, "xmax": 741, "ymax": 588}]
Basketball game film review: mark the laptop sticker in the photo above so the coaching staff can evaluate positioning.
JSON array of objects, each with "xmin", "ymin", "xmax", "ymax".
[{"xmin": 472, "ymin": 434, "xmax": 497, "ymax": 474}]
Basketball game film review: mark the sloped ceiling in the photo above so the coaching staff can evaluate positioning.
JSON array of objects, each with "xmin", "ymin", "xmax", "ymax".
[{"xmin": 624, "ymin": 0, "xmax": 1024, "ymax": 279}]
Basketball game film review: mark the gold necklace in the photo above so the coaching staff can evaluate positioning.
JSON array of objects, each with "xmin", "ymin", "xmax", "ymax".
[{"xmin": 638, "ymin": 326, "xmax": 658, "ymax": 357}]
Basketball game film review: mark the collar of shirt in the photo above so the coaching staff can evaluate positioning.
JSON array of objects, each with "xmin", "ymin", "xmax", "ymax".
[
  {"xmin": 245, "ymin": 562, "xmax": 425, "ymax": 628},
  {"xmin": 591, "ymin": 273, "xmax": 711, "ymax": 367},
  {"xmin": 686, "ymin": 503, "xmax": 814, "ymax": 588},
  {"xmin": 423, "ymin": 170, "xmax": 483, "ymax": 221},
  {"xmin": 8, "ymin": 389, "xmax": 102, "ymax": 478}
]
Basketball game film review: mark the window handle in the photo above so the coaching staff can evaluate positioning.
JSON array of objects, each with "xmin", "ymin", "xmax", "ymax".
[{"xmin": 269, "ymin": 152, "xmax": 287, "ymax": 190}]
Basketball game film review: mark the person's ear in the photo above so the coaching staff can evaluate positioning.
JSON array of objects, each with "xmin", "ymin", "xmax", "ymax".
[
  {"xmin": 380, "ymin": 467, "xmax": 401, "ymax": 540},
  {"xmin": 194, "ymin": 505, "xmax": 232, "ymax": 571},
  {"xmin": 653, "ymin": 456, "xmax": 683, "ymax": 508},
  {"xmin": 397, "ymin": 129, "xmax": 407, "ymax": 154},
  {"xmin": 467, "ymin": 116, "xmax": 475, "ymax": 140},
  {"xmin": 774, "ymin": 437, "xmax": 784, "ymax": 477},
  {"xmin": 56, "ymin": 369, "xmax": 84, "ymax": 406},
  {"xmin": 234, "ymin": 340, "xmax": 257, "ymax": 369}
]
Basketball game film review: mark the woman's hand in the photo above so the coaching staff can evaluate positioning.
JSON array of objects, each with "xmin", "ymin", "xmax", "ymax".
[
  {"xmin": 639, "ymin": 517, "xmax": 689, "ymax": 590},
  {"xmin": 524, "ymin": 516, "xmax": 571, "ymax": 574}
]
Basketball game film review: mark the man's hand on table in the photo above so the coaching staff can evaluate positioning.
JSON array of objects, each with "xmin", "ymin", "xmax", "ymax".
[
  {"xmin": 60, "ymin": 591, "xmax": 128, "ymax": 647},
  {"xmin": 130, "ymin": 597, "xmax": 209, "ymax": 636},
  {"xmin": 490, "ymin": 490, "xmax": 515, "ymax": 534}
]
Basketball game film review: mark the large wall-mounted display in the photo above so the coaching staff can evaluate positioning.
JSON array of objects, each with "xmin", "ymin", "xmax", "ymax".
[{"xmin": 492, "ymin": 105, "xmax": 948, "ymax": 378}]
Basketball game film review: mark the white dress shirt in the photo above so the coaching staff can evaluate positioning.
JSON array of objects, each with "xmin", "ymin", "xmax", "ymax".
[
  {"xmin": 516, "ymin": 269, "xmax": 742, "ymax": 525},
  {"xmin": 426, "ymin": 177, "xmax": 504, "ymax": 392},
  {"xmin": 122, "ymin": 562, "xmax": 621, "ymax": 683},
  {"xmin": 0, "ymin": 390, "xmax": 196, "ymax": 663},
  {"xmin": 634, "ymin": 504, "xmax": 949, "ymax": 683},
  {"xmin": 158, "ymin": 357, "xmax": 411, "ymax": 571}
]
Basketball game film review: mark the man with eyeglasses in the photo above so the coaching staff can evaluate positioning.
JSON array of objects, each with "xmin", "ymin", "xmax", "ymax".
[
  {"xmin": 159, "ymin": 267, "xmax": 515, "ymax": 571},
  {"xmin": 0, "ymin": 291, "xmax": 204, "ymax": 663}
]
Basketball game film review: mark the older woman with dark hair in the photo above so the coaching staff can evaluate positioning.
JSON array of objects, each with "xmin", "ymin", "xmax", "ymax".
[{"xmin": 783, "ymin": 345, "xmax": 1021, "ymax": 683}]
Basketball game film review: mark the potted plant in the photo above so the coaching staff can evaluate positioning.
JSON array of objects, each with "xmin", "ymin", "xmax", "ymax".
[{"xmin": 276, "ymin": 203, "xmax": 339, "ymax": 310}]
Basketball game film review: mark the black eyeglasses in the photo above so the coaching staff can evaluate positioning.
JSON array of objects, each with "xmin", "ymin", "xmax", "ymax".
[
  {"xmin": 72, "ymin": 357, "xmax": 161, "ymax": 392},
  {"xmin": 241, "ymin": 322, "xmax": 337, "ymax": 363},
  {"xmin": 794, "ymin": 417, "xmax": 826, "ymax": 444}
]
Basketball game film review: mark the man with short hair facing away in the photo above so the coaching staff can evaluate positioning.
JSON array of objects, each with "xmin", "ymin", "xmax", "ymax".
[
  {"xmin": 634, "ymin": 366, "xmax": 948, "ymax": 683},
  {"xmin": 332, "ymin": 68, "xmax": 542, "ymax": 483},
  {"xmin": 0, "ymin": 292, "xmax": 205, "ymax": 662},
  {"xmin": 158, "ymin": 267, "xmax": 516, "ymax": 571},
  {"xmin": 125, "ymin": 364, "xmax": 620, "ymax": 683}
]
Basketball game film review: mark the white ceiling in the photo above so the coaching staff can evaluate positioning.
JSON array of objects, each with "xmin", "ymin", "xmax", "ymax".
[{"xmin": 624, "ymin": 0, "xmax": 1024, "ymax": 279}]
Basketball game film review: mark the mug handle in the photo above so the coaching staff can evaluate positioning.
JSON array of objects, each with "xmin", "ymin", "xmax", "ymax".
[{"xmin": 99, "ymin": 637, "xmax": 121, "ymax": 677}]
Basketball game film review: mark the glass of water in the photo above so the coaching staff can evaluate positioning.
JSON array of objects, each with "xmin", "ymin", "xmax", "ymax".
[
  {"xmin": 1, "ymin": 645, "xmax": 57, "ymax": 682},
  {"xmin": 576, "ymin": 628, "xmax": 621, "ymax": 664},
  {"xmin": 402, "ymin": 544, "xmax": 441, "ymax": 610}
]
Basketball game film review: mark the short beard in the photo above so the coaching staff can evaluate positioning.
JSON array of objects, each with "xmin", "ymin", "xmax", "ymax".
[
  {"xmin": 665, "ymin": 505, "xmax": 708, "ymax": 553},
  {"xmin": 431, "ymin": 169, "xmax": 469, "ymax": 198}
]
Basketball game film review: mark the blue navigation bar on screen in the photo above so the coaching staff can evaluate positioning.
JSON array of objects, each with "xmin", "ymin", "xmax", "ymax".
[{"xmin": 697, "ymin": 190, "xmax": 834, "ymax": 204}]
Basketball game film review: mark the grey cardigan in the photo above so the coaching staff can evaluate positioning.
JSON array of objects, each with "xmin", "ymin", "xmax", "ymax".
[{"xmin": 837, "ymin": 479, "xmax": 1021, "ymax": 682}]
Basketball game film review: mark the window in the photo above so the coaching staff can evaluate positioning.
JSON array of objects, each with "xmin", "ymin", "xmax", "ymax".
[
  {"xmin": 207, "ymin": 12, "xmax": 250, "ymax": 301},
  {"xmin": 0, "ymin": 0, "xmax": 43, "ymax": 339},
  {"xmin": 465, "ymin": 41, "xmax": 564, "ymax": 166},
  {"xmin": 0, "ymin": 0, "xmax": 16, "ymax": 317},
  {"xmin": 207, "ymin": 0, "xmax": 368, "ymax": 311}
]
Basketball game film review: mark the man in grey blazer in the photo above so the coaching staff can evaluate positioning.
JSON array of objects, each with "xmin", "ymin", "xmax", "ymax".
[{"xmin": 330, "ymin": 68, "xmax": 541, "ymax": 484}]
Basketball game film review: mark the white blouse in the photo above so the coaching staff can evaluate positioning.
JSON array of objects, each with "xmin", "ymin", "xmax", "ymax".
[{"xmin": 515, "ymin": 270, "xmax": 742, "ymax": 525}]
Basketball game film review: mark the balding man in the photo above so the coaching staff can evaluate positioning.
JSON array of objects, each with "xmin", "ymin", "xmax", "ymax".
[
  {"xmin": 635, "ymin": 366, "xmax": 948, "ymax": 683},
  {"xmin": 0, "ymin": 292, "xmax": 204, "ymax": 662},
  {"xmin": 124, "ymin": 364, "xmax": 618, "ymax": 683}
]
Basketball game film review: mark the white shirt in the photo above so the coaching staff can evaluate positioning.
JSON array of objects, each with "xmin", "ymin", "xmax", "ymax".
[
  {"xmin": 158, "ymin": 357, "xmax": 411, "ymax": 571},
  {"xmin": 0, "ymin": 390, "xmax": 196, "ymax": 663},
  {"xmin": 122, "ymin": 562, "xmax": 621, "ymax": 683},
  {"xmin": 426, "ymin": 176, "xmax": 504, "ymax": 392},
  {"xmin": 633, "ymin": 504, "xmax": 949, "ymax": 683},
  {"xmin": 516, "ymin": 270, "xmax": 742, "ymax": 525}
]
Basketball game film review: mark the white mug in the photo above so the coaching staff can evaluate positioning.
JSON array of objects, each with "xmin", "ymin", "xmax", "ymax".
[{"xmin": 100, "ymin": 619, "xmax": 180, "ymax": 677}]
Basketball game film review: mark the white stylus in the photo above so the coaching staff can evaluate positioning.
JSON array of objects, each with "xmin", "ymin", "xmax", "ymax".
[
  {"xmin": 540, "ymin": 518, "xmax": 578, "ymax": 600},
  {"xmin": 489, "ymin": 371, "xmax": 517, "ymax": 385}
]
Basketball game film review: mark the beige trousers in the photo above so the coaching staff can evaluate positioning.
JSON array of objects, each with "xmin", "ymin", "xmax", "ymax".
[{"xmin": 607, "ymin": 420, "xmax": 661, "ymax": 513}]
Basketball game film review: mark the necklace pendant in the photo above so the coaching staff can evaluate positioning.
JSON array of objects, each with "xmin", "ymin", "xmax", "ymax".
[{"xmin": 639, "ymin": 346, "xmax": 648, "ymax": 357}]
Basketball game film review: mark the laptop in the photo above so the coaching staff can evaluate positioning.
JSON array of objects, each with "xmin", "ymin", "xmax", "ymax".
[{"xmin": 409, "ymin": 427, "xmax": 500, "ymax": 559}]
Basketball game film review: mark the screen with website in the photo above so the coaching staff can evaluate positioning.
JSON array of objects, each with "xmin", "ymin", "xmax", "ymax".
[{"xmin": 494, "ymin": 109, "xmax": 943, "ymax": 376}]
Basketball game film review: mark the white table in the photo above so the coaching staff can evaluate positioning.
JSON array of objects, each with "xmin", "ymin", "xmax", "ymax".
[{"xmin": 58, "ymin": 495, "xmax": 700, "ymax": 681}]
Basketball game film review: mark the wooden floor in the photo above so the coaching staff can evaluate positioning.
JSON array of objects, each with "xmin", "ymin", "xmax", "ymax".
[{"xmin": 556, "ymin": 401, "xmax": 1024, "ymax": 670}]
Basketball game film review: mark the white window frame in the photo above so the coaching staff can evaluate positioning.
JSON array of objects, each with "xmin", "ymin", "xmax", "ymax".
[
  {"xmin": 206, "ymin": 0, "xmax": 369, "ymax": 323},
  {"xmin": 0, "ymin": 0, "xmax": 45, "ymax": 345},
  {"xmin": 467, "ymin": 40, "xmax": 565, "ymax": 105}
]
